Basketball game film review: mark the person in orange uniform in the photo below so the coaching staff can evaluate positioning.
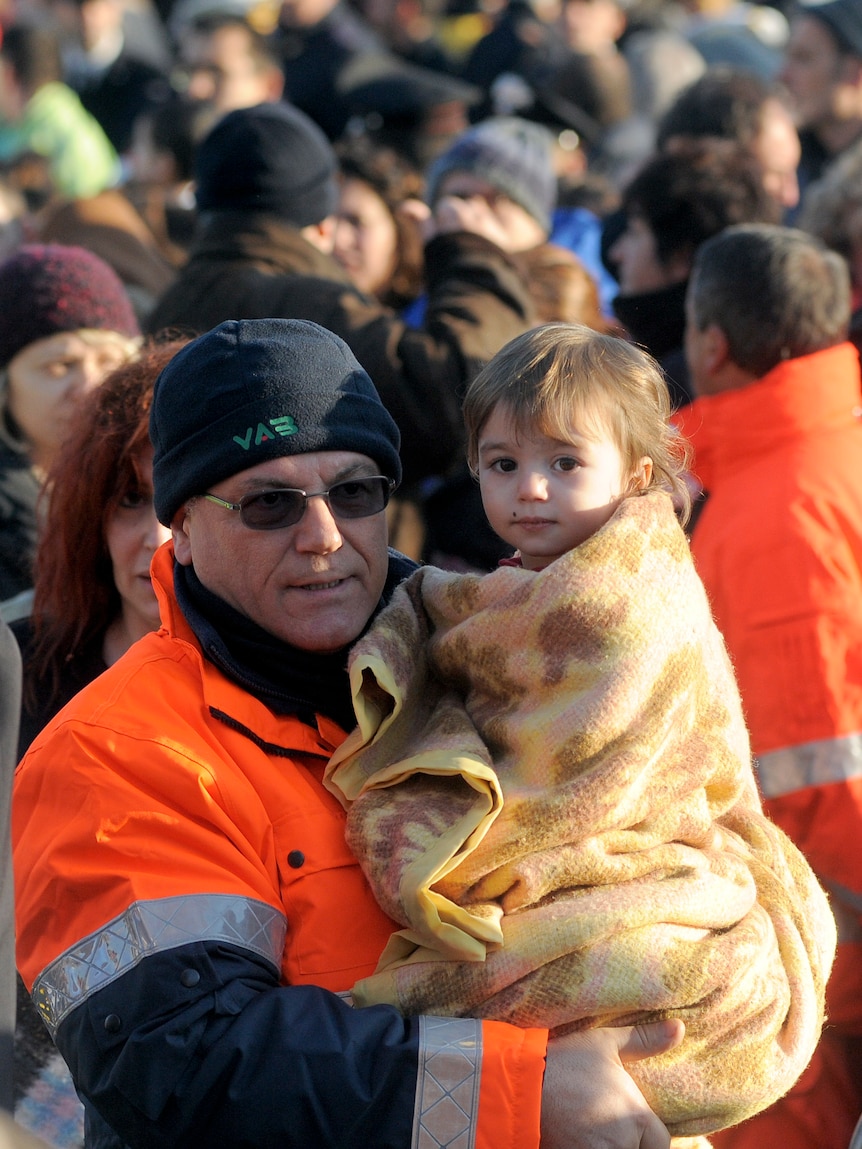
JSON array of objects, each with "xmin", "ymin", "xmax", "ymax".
[
  {"xmin": 13, "ymin": 318, "xmax": 682, "ymax": 1149},
  {"xmin": 679, "ymin": 222, "xmax": 862, "ymax": 1149}
]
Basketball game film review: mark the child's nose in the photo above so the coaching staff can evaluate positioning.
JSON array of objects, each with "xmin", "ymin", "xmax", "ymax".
[{"xmin": 518, "ymin": 470, "xmax": 548, "ymax": 499}]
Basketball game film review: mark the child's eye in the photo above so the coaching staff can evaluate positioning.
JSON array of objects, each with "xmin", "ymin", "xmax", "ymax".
[
  {"xmin": 490, "ymin": 458, "xmax": 517, "ymax": 473},
  {"xmin": 554, "ymin": 456, "xmax": 581, "ymax": 472}
]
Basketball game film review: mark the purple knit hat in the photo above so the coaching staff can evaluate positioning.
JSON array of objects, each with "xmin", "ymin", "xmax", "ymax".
[{"xmin": 0, "ymin": 244, "xmax": 140, "ymax": 370}]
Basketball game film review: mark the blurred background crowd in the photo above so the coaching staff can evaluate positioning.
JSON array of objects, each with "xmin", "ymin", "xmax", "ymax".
[{"xmin": 0, "ymin": 0, "xmax": 858, "ymax": 577}]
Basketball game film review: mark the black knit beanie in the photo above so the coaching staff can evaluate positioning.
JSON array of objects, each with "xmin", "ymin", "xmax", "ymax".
[
  {"xmin": 150, "ymin": 318, "xmax": 402, "ymax": 525},
  {"xmin": 0, "ymin": 244, "xmax": 140, "ymax": 370},
  {"xmin": 194, "ymin": 102, "xmax": 339, "ymax": 227}
]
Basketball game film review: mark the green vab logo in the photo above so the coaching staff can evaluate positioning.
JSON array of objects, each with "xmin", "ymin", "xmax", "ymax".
[{"xmin": 233, "ymin": 415, "xmax": 299, "ymax": 450}]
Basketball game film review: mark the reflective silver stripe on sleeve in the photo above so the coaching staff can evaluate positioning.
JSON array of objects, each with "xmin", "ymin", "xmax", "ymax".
[
  {"xmin": 33, "ymin": 894, "xmax": 286, "ymax": 1038},
  {"xmin": 413, "ymin": 1016, "xmax": 481, "ymax": 1149},
  {"xmin": 756, "ymin": 732, "xmax": 862, "ymax": 798}
]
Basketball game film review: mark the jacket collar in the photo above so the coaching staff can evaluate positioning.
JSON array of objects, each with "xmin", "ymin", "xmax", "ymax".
[
  {"xmin": 149, "ymin": 542, "xmax": 348, "ymax": 754},
  {"xmin": 150, "ymin": 541, "xmax": 419, "ymax": 751},
  {"xmin": 676, "ymin": 342, "xmax": 862, "ymax": 490}
]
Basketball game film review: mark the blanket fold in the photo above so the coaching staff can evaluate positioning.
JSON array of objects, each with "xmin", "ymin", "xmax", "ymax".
[{"xmin": 325, "ymin": 492, "xmax": 836, "ymax": 1138}]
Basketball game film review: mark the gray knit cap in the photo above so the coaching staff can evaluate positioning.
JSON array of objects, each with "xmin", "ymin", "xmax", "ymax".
[
  {"xmin": 425, "ymin": 115, "xmax": 558, "ymax": 233},
  {"xmin": 150, "ymin": 319, "xmax": 402, "ymax": 525}
]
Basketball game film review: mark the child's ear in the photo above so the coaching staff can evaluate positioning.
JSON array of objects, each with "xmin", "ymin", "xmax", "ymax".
[{"xmin": 631, "ymin": 456, "xmax": 653, "ymax": 491}]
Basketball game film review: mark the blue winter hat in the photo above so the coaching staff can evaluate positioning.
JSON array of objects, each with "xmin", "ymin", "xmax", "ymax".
[
  {"xmin": 425, "ymin": 115, "xmax": 558, "ymax": 233},
  {"xmin": 150, "ymin": 318, "xmax": 402, "ymax": 525}
]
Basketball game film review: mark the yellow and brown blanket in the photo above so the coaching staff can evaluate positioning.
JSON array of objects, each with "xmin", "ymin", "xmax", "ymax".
[{"xmin": 325, "ymin": 492, "xmax": 836, "ymax": 1140}]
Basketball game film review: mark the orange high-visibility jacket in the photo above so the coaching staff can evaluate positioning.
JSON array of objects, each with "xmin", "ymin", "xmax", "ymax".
[
  {"xmin": 677, "ymin": 342, "xmax": 862, "ymax": 1032},
  {"xmin": 13, "ymin": 542, "xmax": 546, "ymax": 1149}
]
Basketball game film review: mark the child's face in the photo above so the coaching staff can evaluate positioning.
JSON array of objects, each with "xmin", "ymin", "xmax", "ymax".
[{"xmin": 476, "ymin": 404, "xmax": 649, "ymax": 570}]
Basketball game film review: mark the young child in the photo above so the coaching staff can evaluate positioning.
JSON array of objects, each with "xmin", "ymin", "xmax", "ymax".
[
  {"xmin": 324, "ymin": 324, "xmax": 834, "ymax": 1145},
  {"xmin": 461, "ymin": 318, "xmax": 682, "ymax": 571}
]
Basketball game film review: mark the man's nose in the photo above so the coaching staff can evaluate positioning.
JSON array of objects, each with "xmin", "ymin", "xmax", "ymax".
[{"xmin": 292, "ymin": 493, "xmax": 343, "ymax": 552}]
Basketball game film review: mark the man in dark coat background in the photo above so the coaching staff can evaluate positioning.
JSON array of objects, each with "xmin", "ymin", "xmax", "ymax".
[{"xmin": 145, "ymin": 101, "xmax": 535, "ymax": 489}]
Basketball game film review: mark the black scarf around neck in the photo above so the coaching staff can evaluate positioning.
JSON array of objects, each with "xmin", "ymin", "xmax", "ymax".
[{"xmin": 175, "ymin": 549, "xmax": 417, "ymax": 733}]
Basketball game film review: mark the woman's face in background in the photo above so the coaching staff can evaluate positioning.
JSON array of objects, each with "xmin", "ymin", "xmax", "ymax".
[
  {"xmin": 333, "ymin": 177, "xmax": 400, "ymax": 299},
  {"xmin": 6, "ymin": 329, "xmax": 133, "ymax": 470},
  {"xmin": 104, "ymin": 446, "xmax": 171, "ymax": 644}
]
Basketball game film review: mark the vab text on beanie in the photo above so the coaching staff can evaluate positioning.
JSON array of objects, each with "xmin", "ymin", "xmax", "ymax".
[
  {"xmin": 150, "ymin": 318, "xmax": 402, "ymax": 526},
  {"xmin": 194, "ymin": 102, "xmax": 339, "ymax": 228},
  {"xmin": 425, "ymin": 116, "xmax": 558, "ymax": 234},
  {"xmin": 0, "ymin": 245, "xmax": 140, "ymax": 370}
]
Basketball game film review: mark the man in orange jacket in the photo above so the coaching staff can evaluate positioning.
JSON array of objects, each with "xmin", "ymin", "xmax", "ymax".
[
  {"xmin": 13, "ymin": 317, "xmax": 683, "ymax": 1149},
  {"xmin": 679, "ymin": 222, "xmax": 862, "ymax": 1149}
]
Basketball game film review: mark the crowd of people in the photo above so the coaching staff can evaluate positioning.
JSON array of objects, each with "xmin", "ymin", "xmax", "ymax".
[{"xmin": 0, "ymin": 0, "xmax": 859, "ymax": 1145}]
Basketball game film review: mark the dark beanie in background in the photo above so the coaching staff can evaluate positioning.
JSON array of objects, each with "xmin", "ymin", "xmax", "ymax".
[
  {"xmin": 425, "ymin": 115, "xmax": 558, "ymax": 234},
  {"xmin": 194, "ymin": 103, "xmax": 339, "ymax": 227},
  {"xmin": 151, "ymin": 318, "xmax": 402, "ymax": 525},
  {"xmin": 0, "ymin": 244, "xmax": 140, "ymax": 370},
  {"xmin": 802, "ymin": 0, "xmax": 862, "ymax": 56}
]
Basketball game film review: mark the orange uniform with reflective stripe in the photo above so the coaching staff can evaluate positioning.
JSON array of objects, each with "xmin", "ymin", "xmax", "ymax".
[
  {"xmin": 676, "ymin": 343, "xmax": 862, "ymax": 1148},
  {"xmin": 13, "ymin": 542, "xmax": 545, "ymax": 1149}
]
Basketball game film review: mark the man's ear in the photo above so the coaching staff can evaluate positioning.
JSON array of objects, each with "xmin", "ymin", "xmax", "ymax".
[
  {"xmin": 839, "ymin": 52, "xmax": 862, "ymax": 89},
  {"xmin": 171, "ymin": 505, "xmax": 193, "ymax": 567},
  {"xmin": 301, "ymin": 216, "xmax": 336, "ymax": 253},
  {"xmin": 700, "ymin": 322, "xmax": 730, "ymax": 374},
  {"xmin": 665, "ymin": 247, "xmax": 695, "ymax": 286}
]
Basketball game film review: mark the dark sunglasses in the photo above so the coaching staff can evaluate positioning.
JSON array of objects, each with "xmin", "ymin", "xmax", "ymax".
[{"xmin": 203, "ymin": 476, "xmax": 396, "ymax": 531}]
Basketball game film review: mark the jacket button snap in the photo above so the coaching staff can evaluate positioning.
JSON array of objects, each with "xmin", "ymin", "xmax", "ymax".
[
  {"xmin": 181, "ymin": 968, "xmax": 201, "ymax": 988},
  {"xmin": 104, "ymin": 1014, "xmax": 122, "ymax": 1034},
  {"xmin": 287, "ymin": 850, "xmax": 305, "ymax": 868}
]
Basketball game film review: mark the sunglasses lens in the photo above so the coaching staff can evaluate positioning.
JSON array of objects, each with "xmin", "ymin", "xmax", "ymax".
[
  {"xmin": 240, "ymin": 489, "xmax": 305, "ymax": 529},
  {"xmin": 236, "ymin": 478, "xmax": 391, "ymax": 530},
  {"xmin": 328, "ymin": 477, "xmax": 390, "ymax": 518}
]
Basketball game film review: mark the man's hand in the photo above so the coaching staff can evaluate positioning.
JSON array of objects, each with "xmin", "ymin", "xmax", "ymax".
[{"xmin": 541, "ymin": 1020, "xmax": 685, "ymax": 1149}]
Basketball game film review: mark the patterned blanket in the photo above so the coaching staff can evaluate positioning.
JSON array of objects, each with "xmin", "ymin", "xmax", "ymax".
[{"xmin": 325, "ymin": 492, "xmax": 836, "ymax": 1140}]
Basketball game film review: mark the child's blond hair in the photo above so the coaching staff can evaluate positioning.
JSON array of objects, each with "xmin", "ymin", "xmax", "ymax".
[{"xmin": 464, "ymin": 323, "xmax": 692, "ymax": 524}]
